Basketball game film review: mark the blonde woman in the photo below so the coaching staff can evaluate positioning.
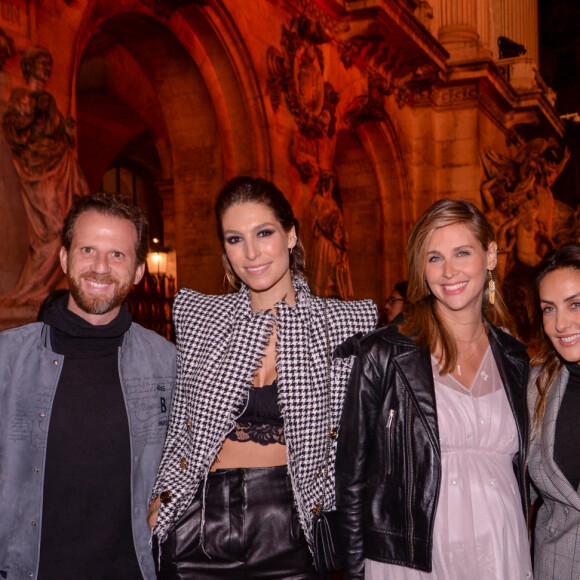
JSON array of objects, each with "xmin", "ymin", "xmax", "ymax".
[{"xmin": 336, "ymin": 199, "xmax": 531, "ymax": 579}]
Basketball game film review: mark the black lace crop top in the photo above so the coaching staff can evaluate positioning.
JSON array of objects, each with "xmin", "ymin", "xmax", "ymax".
[{"xmin": 226, "ymin": 380, "xmax": 285, "ymax": 445}]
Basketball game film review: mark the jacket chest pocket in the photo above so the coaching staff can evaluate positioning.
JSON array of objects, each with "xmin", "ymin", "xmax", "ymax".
[{"xmin": 125, "ymin": 378, "xmax": 175, "ymax": 436}]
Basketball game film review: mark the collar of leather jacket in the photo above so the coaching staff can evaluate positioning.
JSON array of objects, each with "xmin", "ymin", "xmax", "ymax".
[{"xmin": 378, "ymin": 318, "xmax": 527, "ymax": 356}]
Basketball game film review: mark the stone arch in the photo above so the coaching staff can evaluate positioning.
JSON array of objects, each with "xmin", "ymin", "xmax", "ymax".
[
  {"xmin": 333, "ymin": 119, "xmax": 410, "ymax": 305},
  {"xmin": 73, "ymin": 1, "xmax": 272, "ymax": 292}
]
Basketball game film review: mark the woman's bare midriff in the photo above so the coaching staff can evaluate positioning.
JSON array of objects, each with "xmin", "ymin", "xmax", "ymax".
[
  {"xmin": 208, "ymin": 323, "xmax": 287, "ymax": 471},
  {"xmin": 210, "ymin": 438, "xmax": 287, "ymax": 471}
]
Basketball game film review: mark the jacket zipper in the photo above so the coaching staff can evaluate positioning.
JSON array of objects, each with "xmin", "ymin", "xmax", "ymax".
[
  {"xmin": 386, "ymin": 409, "xmax": 395, "ymax": 475},
  {"xmin": 406, "ymin": 399, "xmax": 415, "ymax": 562}
]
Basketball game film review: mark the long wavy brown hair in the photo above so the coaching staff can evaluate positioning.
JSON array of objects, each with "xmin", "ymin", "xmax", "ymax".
[
  {"xmin": 530, "ymin": 243, "xmax": 580, "ymax": 437},
  {"xmin": 399, "ymin": 199, "xmax": 510, "ymax": 374}
]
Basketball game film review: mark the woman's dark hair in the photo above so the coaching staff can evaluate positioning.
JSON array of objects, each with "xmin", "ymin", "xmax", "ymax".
[
  {"xmin": 215, "ymin": 176, "xmax": 306, "ymax": 291},
  {"xmin": 531, "ymin": 243, "xmax": 580, "ymax": 436}
]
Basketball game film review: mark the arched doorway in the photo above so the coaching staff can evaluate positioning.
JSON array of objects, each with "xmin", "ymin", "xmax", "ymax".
[
  {"xmin": 74, "ymin": 2, "xmax": 272, "ymax": 292},
  {"xmin": 333, "ymin": 120, "xmax": 410, "ymax": 307}
]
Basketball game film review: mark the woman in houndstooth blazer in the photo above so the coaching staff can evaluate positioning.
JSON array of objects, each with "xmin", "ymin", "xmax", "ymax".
[
  {"xmin": 529, "ymin": 243, "xmax": 580, "ymax": 579},
  {"xmin": 147, "ymin": 176, "xmax": 377, "ymax": 578}
]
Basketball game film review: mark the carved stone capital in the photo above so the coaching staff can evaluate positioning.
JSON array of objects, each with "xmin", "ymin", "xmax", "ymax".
[
  {"xmin": 341, "ymin": 22, "xmax": 440, "ymax": 80},
  {"xmin": 344, "ymin": 73, "xmax": 394, "ymax": 130},
  {"xmin": 339, "ymin": 20, "xmax": 441, "ymax": 120}
]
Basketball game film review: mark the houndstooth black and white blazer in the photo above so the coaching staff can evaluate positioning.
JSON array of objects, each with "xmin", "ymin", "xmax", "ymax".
[{"xmin": 151, "ymin": 275, "xmax": 377, "ymax": 547}]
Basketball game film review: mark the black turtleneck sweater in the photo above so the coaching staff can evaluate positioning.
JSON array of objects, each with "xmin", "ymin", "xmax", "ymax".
[
  {"xmin": 38, "ymin": 294, "xmax": 143, "ymax": 579},
  {"xmin": 554, "ymin": 363, "xmax": 580, "ymax": 491}
]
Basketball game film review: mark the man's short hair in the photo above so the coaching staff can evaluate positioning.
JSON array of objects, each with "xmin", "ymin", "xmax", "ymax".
[{"xmin": 62, "ymin": 192, "xmax": 149, "ymax": 265}]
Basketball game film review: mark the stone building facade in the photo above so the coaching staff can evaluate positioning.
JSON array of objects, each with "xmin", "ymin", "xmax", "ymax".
[{"xmin": 0, "ymin": 0, "xmax": 563, "ymax": 323}]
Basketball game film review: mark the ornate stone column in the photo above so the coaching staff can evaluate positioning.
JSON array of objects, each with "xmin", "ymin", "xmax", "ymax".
[
  {"xmin": 436, "ymin": 0, "xmax": 492, "ymax": 61},
  {"xmin": 494, "ymin": 0, "xmax": 540, "ymax": 92},
  {"xmin": 500, "ymin": 0, "xmax": 538, "ymax": 64}
]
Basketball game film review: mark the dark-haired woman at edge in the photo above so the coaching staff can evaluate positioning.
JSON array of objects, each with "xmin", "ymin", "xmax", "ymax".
[
  {"xmin": 528, "ymin": 243, "xmax": 580, "ymax": 579},
  {"xmin": 149, "ymin": 176, "xmax": 377, "ymax": 578}
]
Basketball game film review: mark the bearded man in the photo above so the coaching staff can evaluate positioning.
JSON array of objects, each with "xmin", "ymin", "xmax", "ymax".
[{"xmin": 0, "ymin": 192, "xmax": 176, "ymax": 580}]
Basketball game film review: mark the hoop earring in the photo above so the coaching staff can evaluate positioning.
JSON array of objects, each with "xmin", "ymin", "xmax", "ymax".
[{"xmin": 488, "ymin": 270, "xmax": 496, "ymax": 306}]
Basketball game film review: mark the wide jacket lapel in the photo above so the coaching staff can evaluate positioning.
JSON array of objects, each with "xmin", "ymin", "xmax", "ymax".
[
  {"xmin": 539, "ymin": 368, "xmax": 580, "ymax": 510},
  {"xmin": 394, "ymin": 346, "xmax": 441, "ymax": 457}
]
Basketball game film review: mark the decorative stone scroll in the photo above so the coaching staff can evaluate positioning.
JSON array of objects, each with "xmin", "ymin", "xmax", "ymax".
[{"xmin": 345, "ymin": 73, "xmax": 406, "ymax": 130}]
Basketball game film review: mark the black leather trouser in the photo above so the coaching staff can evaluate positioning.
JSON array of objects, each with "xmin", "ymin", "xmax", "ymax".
[{"xmin": 157, "ymin": 465, "xmax": 321, "ymax": 579}]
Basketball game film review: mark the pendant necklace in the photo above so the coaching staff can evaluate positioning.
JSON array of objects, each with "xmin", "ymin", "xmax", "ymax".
[{"xmin": 456, "ymin": 326, "xmax": 486, "ymax": 376}]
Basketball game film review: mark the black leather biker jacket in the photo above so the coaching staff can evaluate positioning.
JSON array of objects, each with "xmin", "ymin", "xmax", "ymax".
[{"xmin": 335, "ymin": 322, "xmax": 530, "ymax": 579}]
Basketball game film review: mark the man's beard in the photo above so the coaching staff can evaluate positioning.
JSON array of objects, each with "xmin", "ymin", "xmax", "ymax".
[{"xmin": 67, "ymin": 272, "xmax": 133, "ymax": 316}]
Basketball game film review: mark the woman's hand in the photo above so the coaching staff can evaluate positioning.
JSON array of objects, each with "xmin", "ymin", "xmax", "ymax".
[{"xmin": 147, "ymin": 497, "xmax": 161, "ymax": 531}]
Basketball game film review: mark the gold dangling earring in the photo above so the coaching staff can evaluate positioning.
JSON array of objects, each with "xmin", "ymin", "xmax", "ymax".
[{"xmin": 488, "ymin": 270, "xmax": 496, "ymax": 306}]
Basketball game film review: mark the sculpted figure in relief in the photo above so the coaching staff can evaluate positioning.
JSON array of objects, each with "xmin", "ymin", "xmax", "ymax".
[
  {"xmin": 552, "ymin": 200, "xmax": 580, "ymax": 247},
  {"xmin": 1, "ymin": 46, "xmax": 89, "ymax": 306},
  {"xmin": 310, "ymin": 171, "xmax": 354, "ymax": 300},
  {"xmin": 480, "ymin": 138, "xmax": 569, "ymax": 272}
]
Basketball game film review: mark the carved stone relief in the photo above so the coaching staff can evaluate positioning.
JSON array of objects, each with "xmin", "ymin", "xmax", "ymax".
[
  {"xmin": 480, "ymin": 136, "xmax": 570, "ymax": 275},
  {"xmin": 340, "ymin": 21, "xmax": 441, "ymax": 129},
  {"xmin": 310, "ymin": 170, "xmax": 354, "ymax": 300},
  {"xmin": 0, "ymin": 28, "xmax": 14, "ymax": 69},
  {"xmin": 1, "ymin": 46, "xmax": 89, "ymax": 306},
  {"xmin": 267, "ymin": 15, "xmax": 338, "ymax": 182},
  {"xmin": 345, "ymin": 73, "xmax": 404, "ymax": 130},
  {"xmin": 289, "ymin": 0, "xmax": 337, "ymax": 36}
]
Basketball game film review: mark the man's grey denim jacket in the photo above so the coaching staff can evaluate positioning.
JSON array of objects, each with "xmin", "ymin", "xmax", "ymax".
[{"xmin": 0, "ymin": 321, "xmax": 176, "ymax": 579}]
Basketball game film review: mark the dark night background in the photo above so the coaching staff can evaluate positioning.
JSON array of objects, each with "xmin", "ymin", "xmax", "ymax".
[{"xmin": 540, "ymin": 0, "xmax": 580, "ymax": 208}]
